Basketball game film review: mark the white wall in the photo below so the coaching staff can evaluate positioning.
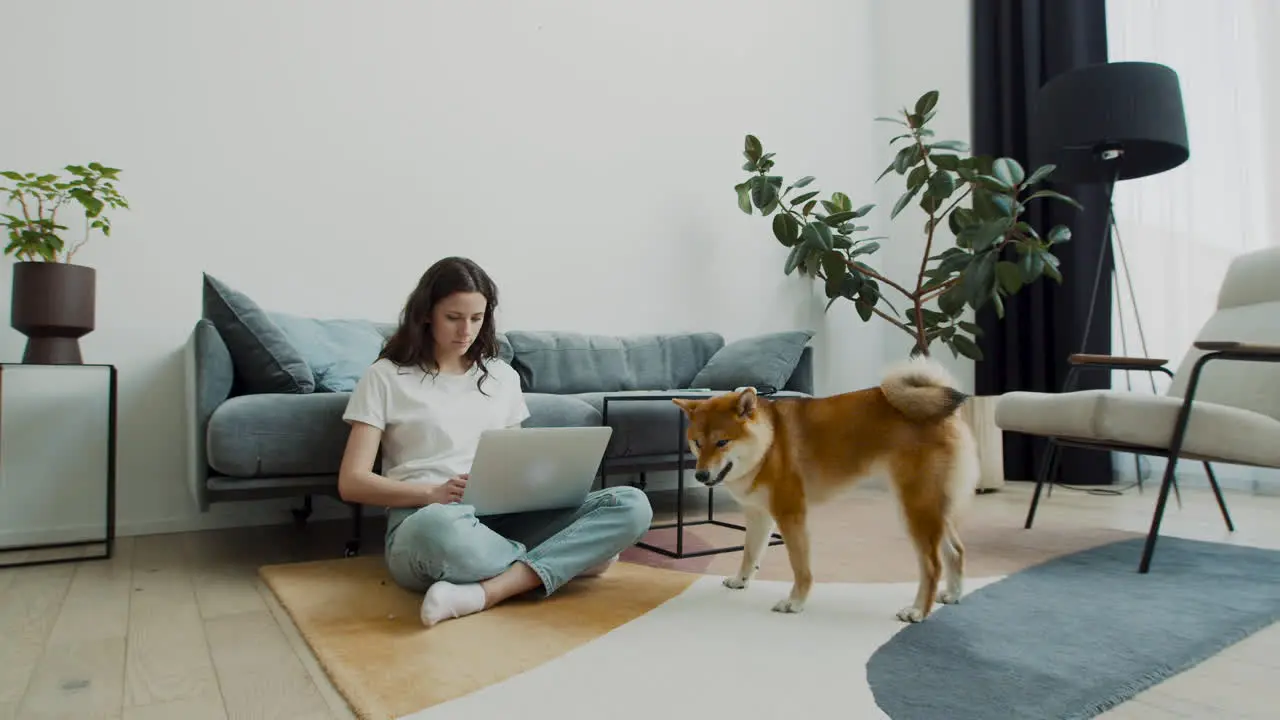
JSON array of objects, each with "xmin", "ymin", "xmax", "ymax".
[{"xmin": 0, "ymin": 0, "xmax": 972, "ymax": 540}]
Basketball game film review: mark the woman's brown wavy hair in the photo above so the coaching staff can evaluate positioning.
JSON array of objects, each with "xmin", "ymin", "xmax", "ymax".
[{"xmin": 379, "ymin": 256, "xmax": 501, "ymax": 394}]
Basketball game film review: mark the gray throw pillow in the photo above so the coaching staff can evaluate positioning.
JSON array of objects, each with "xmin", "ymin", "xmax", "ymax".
[
  {"xmin": 202, "ymin": 273, "xmax": 315, "ymax": 394},
  {"xmin": 689, "ymin": 330, "xmax": 814, "ymax": 391}
]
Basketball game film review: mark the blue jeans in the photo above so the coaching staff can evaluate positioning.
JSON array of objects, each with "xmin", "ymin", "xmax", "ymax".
[{"xmin": 383, "ymin": 485, "xmax": 653, "ymax": 596}]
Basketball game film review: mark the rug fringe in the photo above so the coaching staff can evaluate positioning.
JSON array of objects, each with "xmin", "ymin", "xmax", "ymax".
[{"xmin": 1072, "ymin": 613, "xmax": 1280, "ymax": 719}]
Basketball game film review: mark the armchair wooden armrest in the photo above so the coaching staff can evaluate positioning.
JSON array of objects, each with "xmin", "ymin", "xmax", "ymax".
[
  {"xmin": 1194, "ymin": 341, "xmax": 1280, "ymax": 357},
  {"xmin": 1069, "ymin": 353, "xmax": 1169, "ymax": 368}
]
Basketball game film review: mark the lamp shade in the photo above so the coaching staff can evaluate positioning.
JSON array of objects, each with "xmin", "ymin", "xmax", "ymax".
[{"xmin": 1030, "ymin": 61, "xmax": 1190, "ymax": 184}]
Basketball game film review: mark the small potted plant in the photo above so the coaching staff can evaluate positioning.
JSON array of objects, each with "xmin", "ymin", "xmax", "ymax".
[
  {"xmin": 1, "ymin": 163, "xmax": 129, "ymax": 364},
  {"xmin": 735, "ymin": 90, "xmax": 1081, "ymax": 490}
]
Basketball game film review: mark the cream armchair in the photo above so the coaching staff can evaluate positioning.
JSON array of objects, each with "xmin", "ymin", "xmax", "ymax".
[{"xmin": 994, "ymin": 245, "xmax": 1280, "ymax": 573}]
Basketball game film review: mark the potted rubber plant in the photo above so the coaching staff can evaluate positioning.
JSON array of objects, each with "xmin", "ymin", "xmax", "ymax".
[
  {"xmin": 1, "ymin": 163, "xmax": 129, "ymax": 364},
  {"xmin": 735, "ymin": 90, "xmax": 1082, "ymax": 491}
]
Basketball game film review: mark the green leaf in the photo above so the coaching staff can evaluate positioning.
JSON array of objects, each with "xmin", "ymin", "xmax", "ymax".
[
  {"xmin": 802, "ymin": 200, "xmax": 817, "ymax": 216},
  {"xmin": 1048, "ymin": 224, "xmax": 1072, "ymax": 244},
  {"xmin": 821, "ymin": 249, "xmax": 847, "ymax": 278},
  {"xmin": 875, "ymin": 116, "xmax": 908, "ymax": 126},
  {"xmin": 751, "ymin": 176, "xmax": 779, "ymax": 210},
  {"xmin": 801, "ymin": 222, "xmax": 834, "ymax": 251},
  {"xmin": 792, "ymin": 176, "xmax": 816, "ymax": 189},
  {"xmin": 1018, "ymin": 248, "xmax": 1045, "ymax": 281},
  {"xmin": 850, "ymin": 240, "xmax": 881, "ymax": 257},
  {"xmin": 958, "ymin": 320, "xmax": 984, "ymax": 337},
  {"xmin": 915, "ymin": 90, "xmax": 940, "ymax": 116},
  {"xmin": 789, "ymin": 190, "xmax": 820, "ymax": 207},
  {"xmin": 995, "ymin": 260, "xmax": 1024, "ymax": 293},
  {"xmin": 961, "ymin": 252, "xmax": 998, "ymax": 307},
  {"xmin": 974, "ymin": 174, "xmax": 1012, "ymax": 192},
  {"xmin": 772, "ymin": 213, "xmax": 801, "ymax": 247},
  {"xmin": 992, "ymin": 157, "xmax": 1025, "ymax": 187},
  {"xmin": 1023, "ymin": 163, "xmax": 1056, "ymax": 187},
  {"xmin": 931, "ymin": 153, "xmax": 961, "ymax": 171},
  {"xmin": 851, "ymin": 203, "xmax": 874, "ymax": 218},
  {"xmin": 830, "ymin": 192, "xmax": 852, "ymax": 212},
  {"xmin": 1024, "ymin": 189, "xmax": 1083, "ymax": 210},
  {"xmin": 951, "ymin": 334, "xmax": 984, "ymax": 360},
  {"xmin": 929, "ymin": 140, "xmax": 969, "ymax": 152},
  {"xmin": 893, "ymin": 145, "xmax": 922, "ymax": 175},
  {"xmin": 927, "ymin": 170, "xmax": 956, "ymax": 200},
  {"xmin": 937, "ymin": 285, "xmax": 966, "ymax": 316},
  {"xmin": 823, "ymin": 210, "xmax": 861, "ymax": 226},
  {"xmin": 959, "ymin": 218, "xmax": 1012, "ymax": 252},
  {"xmin": 784, "ymin": 244, "xmax": 804, "ymax": 275},
  {"xmin": 855, "ymin": 299, "xmax": 874, "ymax": 322},
  {"xmin": 1042, "ymin": 254, "xmax": 1064, "ymax": 283},
  {"xmin": 744, "ymin": 135, "xmax": 763, "ymax": 162},
  {"xmin": 891, "ymin": 185, "xmax": 922, "ymax": 219},
  {"xmin": 735, "ymin": 182, "xmax": 752, "ymax": 214},
  {"xmin": 907, "ymin": 165, "xmax": 930, "ymax": 191}
]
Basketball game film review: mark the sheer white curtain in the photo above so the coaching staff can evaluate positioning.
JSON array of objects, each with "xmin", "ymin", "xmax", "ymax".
[{"xmin": 1105, "ymin": 0, "xmax": 1280, "ymax": 491}]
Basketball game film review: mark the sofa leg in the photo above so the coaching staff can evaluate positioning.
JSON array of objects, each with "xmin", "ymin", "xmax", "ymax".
[
  {"xmin": 344, "ymin": 502, "xmax": 362, "ymax": 558},
  {"xmin": 291, "ymin": 494, "xmax": 313, "ymax": 527}
]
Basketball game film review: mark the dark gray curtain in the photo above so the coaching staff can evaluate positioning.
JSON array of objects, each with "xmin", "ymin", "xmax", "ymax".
[{"xmin": 971, "ymin": 0, "xmax": 1115, "ymax": 486}]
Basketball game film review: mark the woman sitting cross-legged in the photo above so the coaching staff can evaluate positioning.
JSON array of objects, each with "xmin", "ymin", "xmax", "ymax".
[{"xmin": 337, "ymin": 256, "xmax": 654, "ymax": 627}]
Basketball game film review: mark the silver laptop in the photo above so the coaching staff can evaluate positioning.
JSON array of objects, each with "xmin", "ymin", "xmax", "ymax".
[{"xmin": 461, "ymin": 426, "xmax": 614, "ymax": 516}]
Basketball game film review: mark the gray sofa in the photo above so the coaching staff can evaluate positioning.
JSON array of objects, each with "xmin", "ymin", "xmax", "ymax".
[{"xmin": 186, "ymin": 274, "xmax": 815, "ymax": 555}]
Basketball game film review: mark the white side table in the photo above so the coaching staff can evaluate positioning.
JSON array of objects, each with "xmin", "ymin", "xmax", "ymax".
[{"xmin": 0, "ymin": 363, "xmax": 117, "ymax": 568}]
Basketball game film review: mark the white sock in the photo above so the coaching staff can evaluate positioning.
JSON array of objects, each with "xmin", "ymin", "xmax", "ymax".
[
  {"xmin": 420, "ymin": 581, "xmax": 486, "ymax": 627},
  {"xmin": 579, "ymin": 554, "xmax": 619, "ymax": 578}
]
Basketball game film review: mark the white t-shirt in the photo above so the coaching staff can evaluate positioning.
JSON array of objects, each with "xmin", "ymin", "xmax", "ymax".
[{"xmin": 342, "ymin": 357, "xmax": 531, "ymax": 486}]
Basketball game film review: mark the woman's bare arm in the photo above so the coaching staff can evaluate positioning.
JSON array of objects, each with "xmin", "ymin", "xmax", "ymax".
[{"xmin": 338, "ymin": 421, "xmax": 443, "ymax": 507}]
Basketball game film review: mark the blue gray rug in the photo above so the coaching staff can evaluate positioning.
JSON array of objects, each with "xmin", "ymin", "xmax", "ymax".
[{"xmin": 866, "ymin": 536, "xmax": 1280, "ymax": 719}]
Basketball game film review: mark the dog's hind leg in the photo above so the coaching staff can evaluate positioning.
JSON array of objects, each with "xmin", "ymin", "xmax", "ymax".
[
  {"xmin": 725, "ymin": 505, "xmax": 774, "ymax": 590},
  {"xmin": 890, "ymin": 455, "xmax": 947, "ymax": 623},
  {"xmin": 898, "ymin": 506, "xmax": 944, "ymax": 623},
  {"xmin": 937, "ymin": 518, "xmax": 964, "ymax": 605},
  {"xmin": 771, "ymin": 511, "xmax": 812, "ymax": 614}
]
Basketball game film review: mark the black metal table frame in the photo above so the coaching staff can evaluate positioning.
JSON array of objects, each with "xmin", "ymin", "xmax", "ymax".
[
  {"xmin": 0, "ymin": 363, "xmax": 117, "ymax": 568},
  {"xmin": 599, "ymin": 392, "xmax": 784, "ymax": 559}
]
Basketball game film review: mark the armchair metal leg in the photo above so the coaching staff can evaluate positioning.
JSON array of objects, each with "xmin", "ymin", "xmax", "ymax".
[
  {"xmin": 1202, "ymin": 462, "xmax": 1235, "ymax": 532},
  {"xmin": 1138, "ymin": 451, "xmax": 1181, "ymax": 574},
  {"xmin": 1025, "ymin": 439, "xmax": 1062, "ymax": 529}
]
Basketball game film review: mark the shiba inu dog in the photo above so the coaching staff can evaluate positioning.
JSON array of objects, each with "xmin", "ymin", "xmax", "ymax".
[{"xmin": 672, "ymin": 356, "xmax": 980, "ymax": 623}]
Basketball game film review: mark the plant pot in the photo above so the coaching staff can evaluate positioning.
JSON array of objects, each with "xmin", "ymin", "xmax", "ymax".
[
  {"xmin": 959, "ymin": 394, "xmax": 1005, "ymax": 492},
  {"xmin": 10, "ymin": 261, "xmax": 96, "ymax": 365}
]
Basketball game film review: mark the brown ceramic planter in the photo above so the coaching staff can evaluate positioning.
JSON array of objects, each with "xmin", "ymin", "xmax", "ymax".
[{"xmin": 10, "ymin": 261, "xmax": 96, "ymax": 364}]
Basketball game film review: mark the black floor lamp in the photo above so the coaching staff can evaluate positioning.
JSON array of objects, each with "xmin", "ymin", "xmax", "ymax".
[{"xmin": 1028, "ymin": 60, "xmax": 1191, "ymax": 493}]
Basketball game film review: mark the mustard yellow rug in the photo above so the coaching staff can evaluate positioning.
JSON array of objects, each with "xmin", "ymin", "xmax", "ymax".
[{"xmin": 259, "ymin": 556, "xmax": 698, "ymax": 719}]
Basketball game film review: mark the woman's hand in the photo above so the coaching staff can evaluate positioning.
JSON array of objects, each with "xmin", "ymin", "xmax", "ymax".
[{"xmin": 426, "ymin": 475, "xmax": 468, "ymax": 505}]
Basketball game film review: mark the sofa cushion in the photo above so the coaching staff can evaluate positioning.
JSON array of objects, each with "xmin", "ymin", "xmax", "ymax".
[
  {"xmin": 522, "ymin": 393, "xmax": 602, "ymax": 428},
  {"xmin": 505, "ymin": 331, "xmax": 724, "ymax": 394},
  {"xmin": 690, "ymin": 330, "xmax": 814, "ymax": 391},
  {"xmin": 202, "ymin": 273, "xmax": 315, "ymax": 394},
  {"xmin": 271, "ymin": 315, "xmax": 388, "ymax": 393},
  {"xmin": 207, "ymin": 392, "xmax": 352, "ymax": 478}
]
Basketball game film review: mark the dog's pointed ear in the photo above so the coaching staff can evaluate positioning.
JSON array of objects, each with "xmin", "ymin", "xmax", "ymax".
[
  {"xmin": 672, "ymin": 397, "xmax": 699, "ymax": 416},
  {"xmin": 737, "ymin": 387, "xmax": 758, "ymax": 417}
]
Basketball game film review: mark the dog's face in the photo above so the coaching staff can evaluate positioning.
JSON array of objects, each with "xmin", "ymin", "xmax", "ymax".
[{"xmin": 672, "ymin": 389, "xmax": 768, "ymax": 487}]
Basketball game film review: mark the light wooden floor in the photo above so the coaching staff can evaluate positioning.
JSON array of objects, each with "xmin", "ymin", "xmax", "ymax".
[{"xmin": 1, "ymin": 481, "xmax": 1277, "ymax": 719}]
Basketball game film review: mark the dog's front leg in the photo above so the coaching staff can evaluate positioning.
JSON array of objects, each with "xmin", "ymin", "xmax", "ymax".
[
  {"xmin": 724, "ymin": 506, "xmax": 774, "ymax": 590},
  {"xmin": 772, "ymin": 512, "xmax": 811, "ymax": 613}
]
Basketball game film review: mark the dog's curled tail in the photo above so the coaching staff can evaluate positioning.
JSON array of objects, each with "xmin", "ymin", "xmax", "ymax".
[{"xmin": 879, "ymin": 355, "xmax": 969, "ymax": 422}]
